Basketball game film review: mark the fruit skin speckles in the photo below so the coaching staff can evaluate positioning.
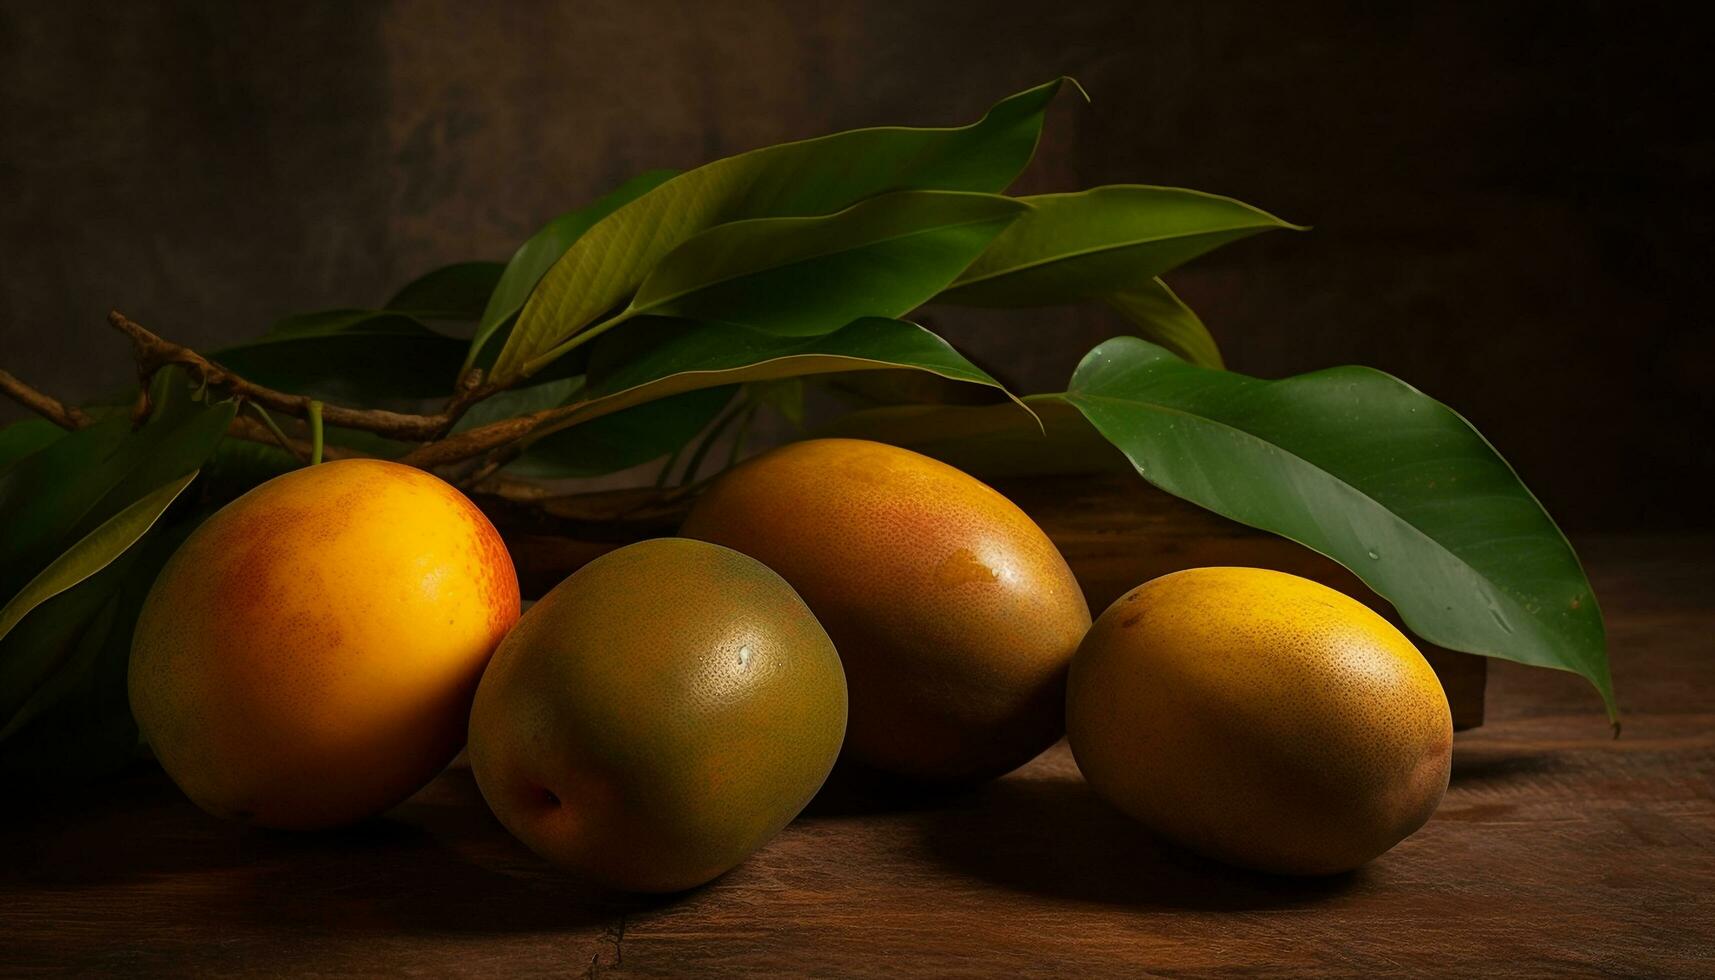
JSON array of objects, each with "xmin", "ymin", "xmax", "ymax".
[
  {"xmin": 1067, "ymin": 566, "xmax": 1453, "ymax": 876},
  {"xmin": 467, "ymin": 538, "xmax": 846, "ymax": 893},
  {"xmin": 129, "ymin": 458, "xmax": 520, "ymax": 831},
  {"xmin": 935, "ymin": 548, "xmax": 1000, "ymax": 588},
  {"xmin": 453, "ymin": 492, "xmax": 522, "ymax": 642},
  {"xmin": 682, "ymin": 438, "xmax": 1091, "ymax": 784}
]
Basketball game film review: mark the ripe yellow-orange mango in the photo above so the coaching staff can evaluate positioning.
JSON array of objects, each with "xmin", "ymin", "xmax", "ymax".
[
  {"xmin": 469, "ymin": 538, "xmax": 846, "ymax": 892},
  {"xmin": 1067, "ymin": 567, "xmax": 1453, "ymax": 875},
  {"xmin": 682, "ymin": 438, "xmax": 1090, "ymax": 783},
  {"xmin": 129, "ymin": 459, "xmax": 519, "ymax": 830}
]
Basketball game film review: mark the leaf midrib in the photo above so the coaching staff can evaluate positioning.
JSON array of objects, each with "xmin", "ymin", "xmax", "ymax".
[
  {"xmin": 951, "ymin": 221, "xmax": 1279, "ymax": 291},
  {"xmin": 8, "ymin": 425, "xmax": 148, "ymax": 583},
  {"xmin": 545, "ymin": 355, "xmax": 984, "ymax": 441},
  {"xmin": 629, "ymin": 207, "xmax": 1021, "ymax": 318},
  {"xmin": 497, "ymin": 79, "xmax": 1069, "ymax": 381},
  {"xmin": 536, "ymin": 96, "xmax": 1041, "ymax": 318},
  {"xmin": 1065, "ymin": 388, "xmax": 1568, "ymax": 661},
  {"xmin": 543, "ymin": 328, "xmax": 1009, "ymax": 442},
  {"xmin": 0, "ymin": 470, "xmax": 196, "ymax": 643}
]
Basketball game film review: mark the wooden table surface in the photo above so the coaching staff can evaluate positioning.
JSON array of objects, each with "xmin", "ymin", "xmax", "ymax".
[{"xmin": 4, "ymin": 535, "xmax": 1711, "ymax": 978}]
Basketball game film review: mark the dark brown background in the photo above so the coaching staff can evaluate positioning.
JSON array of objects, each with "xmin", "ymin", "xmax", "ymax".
[{"xmin": 2, "ymin": 0, "xmax": 1709, "ymax": 530}]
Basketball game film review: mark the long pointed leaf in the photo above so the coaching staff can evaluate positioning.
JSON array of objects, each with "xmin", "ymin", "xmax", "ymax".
[
  {"xmin": 1105, "ymin": 277, "xmax": 1224, "ymax": 369},
  {"xmin": 937, "ymin": 185, "xmax": 1299, "ymax": 306},
  {"xmin": 554, "ymin": 191, "xmax": 1025, "ymax": 358},
  {"xmin": 0, "ymin": 510, "xmax": 205, "ymax": 782},
  {"xmin": 525, "ymin": 317, "xmax": 1018, "ymax": 446},
  {"xmin": 213, "ymin": 310, "xmax": 468, "ymax": 403},
  {"xmin": 0, "ymin": 533, "xmax": 139, "ymax": 725},
  {"xmin": 0, "ymin": 381, "xmax": 234, "ymax": 601},
  {"xmin": 446, "ymin": 372, "xmax": 736, "ymax": 479},
  {"xmin": 497, "ymin": 78, "xmax": 1078, "ymax": 384},
  {"xmin": 0, "ymin": 419, "xmax": 67, "ymax": 474},
  {"xmin": 0, "ymin": 378, "xmax": 232, "ymax": 778},
  {"xmin": 385, "ymin": 261, "xmax": 506, "ymax": 319},
  {"xmin": 0, "ymin": 547, "xmax": 140, "ymax": 744},
  {"xmin": 0, "ymin": 470, "xmax": 196, "ymax": 643},
  {"xmin": 510, "ymin": 387, "xmax": 737, "ymax": 479},
  {"xmin": 1061, "ymin": 337, "xmax": 1613, "ymax": 718},
  {"xmin": 464, "ymin": 169, "xmax": 680, "ymax": 372}
]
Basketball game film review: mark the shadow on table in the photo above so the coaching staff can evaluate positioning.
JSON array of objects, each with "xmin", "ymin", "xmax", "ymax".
[
  {"xmin": 1449, "ymin": 747, "xmax": 1570, "ymax": 786},
  {"xmin": 2, "ymin": 767, "xmax": 250, "ymax": 884},
  {"xmin": 226, "ymin": 770, "xmax": 663, "ymax": 934},
  {"xmin": 4, "ymin": 767, "xmax": 661, "ymax": 934},
  {"xmin": 914, "ymin": 775, "xmax": 1361, "ymax": 911},
  {"xmin": 800, "ymin": 761, "xmax": 981, "ymax": 819}
]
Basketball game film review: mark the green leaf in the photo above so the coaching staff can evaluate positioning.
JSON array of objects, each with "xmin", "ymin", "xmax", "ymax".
[
  {"xmin": 527, "ymin": 317, "xmax": 1017, "ymax": 446},
  {"xmin": 442, "ymin": 374, "xmax": 730, "ymax": 480},
  {"xmin": 0, "ymin": 416, "xmax": 130, "ymax": 598},
  {"xmin": 1061, "ymin": 337, "xmax": 1614, "ymax": 718},
  {"xmin": 465, "ymin": 169, "xmax": 681, "ymax": 372},
  {"xmin": 385, "ymin": 261, "xmax": 506, "ymax": 319},
  {"xmin": 212, "ymin": 310, "xmax": 468, "ymax": 403},
  {"xmin": 0, "ymin": 378, "xmax": 234, "ymax": 602},
  {"xmin": 1105, "ymin": 277, "xmax": 1224, "ymax": 369},
  {"xmin": 748, "ymin": 378, "xmax": 806, "ymax": 428},
  {"xmin": 569, "ymin": 191, "xmax": 1025, "ymax": 352},
  {"xmin": 497, "ymin": 78, "xmax": 1078, "ymax": 384},
  {"xmin": 0, "ymin": 540, "xmax": 141, "ymax": 730},
  {"xmin": 200, "ymin": 435, "xmax": 301, "ymax": 489},
  {"xmin": 818, "ymin": 369, "xmax": 1010, "ymax": 409},
  {"xmin": 936, "ymin": 185, "xmax": 1299, "ymax": 307},
  {"xmin": 0, "ymin": 512, "xmax": 204, "ymax": 784},
  {"xmin": 0, "ymin": 419, "xmax": 67, "ymax": 474},
  {"xmin": 0, "ymin": 470, "xmax": 196, "ymax": 644},
  {"xmin": 446, "ymin": 374, "xmax": 734, "ymax": 479},
  {"xmin": 509, "ymin": 387, "xmax": 737, "ymax": 479},
  {"xmin": 451, "ymin": 376, "xmax": 586, "ymax": 434},
  {"xmin": 0, "ymin": 375, "xmax": 230, "ymax": 784}
]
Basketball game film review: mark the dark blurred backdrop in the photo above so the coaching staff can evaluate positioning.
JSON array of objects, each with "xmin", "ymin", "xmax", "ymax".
[{"xmin": 2, "ymin": 1, "xmax": 1709, "ymax": 530}]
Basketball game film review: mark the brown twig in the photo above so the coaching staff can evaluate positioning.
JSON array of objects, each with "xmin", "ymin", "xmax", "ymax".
[
  {"xmin": 443, "ymin": 368, "xmax": 495, "ymax": 422},
  {"xmin": 1, "ymin": 311, "xmax": 574, "ymax": 472},
  {"xmin": 398, "ymin": 403, "xmax": 587, "ymax": 468},
  {"xmin": 1, "ymin": 360, "xmax": 353, "ymax": 464},
  {"xmin": 108, "ymin": 309, "xmax": 454, "ymax": 441},
  {"xmin": 0, "ymin": 369, "xmax": 93, "ymax": 430},
  {"xmin": 5, "ymin": 356, "xmax": 691, "ymax": 552},
  {"xmin": 454, "ymin": 439, "xmax": 533, "ymax": 490},
  {"xmin": 103, "ymin": 310, "xmax": 547, "ymax": 469}
]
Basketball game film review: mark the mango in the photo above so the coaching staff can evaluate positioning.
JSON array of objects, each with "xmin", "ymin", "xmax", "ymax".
[
  {"xmin": 129, "ymin": 458, "xmax": 519, "ymax": 830},
  {"xmin": 681, "ymin": 438, "xmax": 1090, "ymax": 782},
  {"xmin": 1066, "ymin": 566, "xmax": 1453, "ymax": 875},
  {"xmin": 468, "ymin": 538, "xmax": 846, "ymax": 892}
]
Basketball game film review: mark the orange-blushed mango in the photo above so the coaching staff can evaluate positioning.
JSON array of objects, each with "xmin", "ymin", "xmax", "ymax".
[
  {"xmin": 129, "ymin": 458, "xmax": 519, "ymax": 830},
  {"xmin": 468, "ymin": 538, "xmax": 847, "ymax": 893},
  {"xmin": 681, "ymin": 438, "xmax": 1091, "ymax": 783},
  {"xmin": 1067, "ymin": 566, "xmax": 1453, "ymax": 875}
]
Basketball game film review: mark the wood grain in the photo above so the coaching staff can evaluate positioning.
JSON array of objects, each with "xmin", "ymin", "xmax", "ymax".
[{"xmin": 2, "ymin": 535, "xmax": 1709, "ymax": 977}]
